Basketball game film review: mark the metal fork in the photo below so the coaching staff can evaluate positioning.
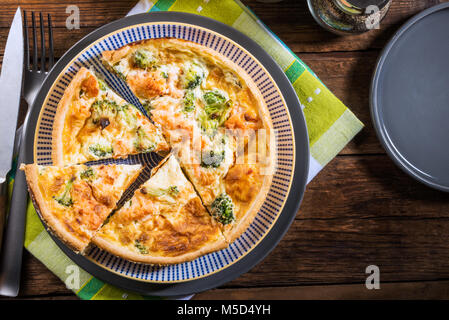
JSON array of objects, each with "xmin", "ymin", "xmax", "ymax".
[
  {"xmin": 0, "ymin": 11, "xmax": 54, "ymax": 297},
  {"xmin": 23, "ymin": 11, "xmax": 54, "ymax": 105}
]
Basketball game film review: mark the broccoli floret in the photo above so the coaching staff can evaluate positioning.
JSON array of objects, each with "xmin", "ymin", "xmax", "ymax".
[
  {"xmin": 91, "ymin": 100, "xmax": 119, "ymax": 124},
  {"xmin": 196, "ymin": 90, "xmax": 232, "ymax": 134},
  {"xmin": 54, "ymin": 178, "xmax": 74, "ymax": 207},
  {"xmin": 211, "ymin": 193, "xmax": 235, "ymax": 225},
  {"xmin": 135, "ymin": 240, "xmax": 149, "ymax": 254},
  {"xmin": 203, "ymin": 90, "xmax": 227, "ymax": 111},
  {"xmin": 89, "ymin": 144, "xmax": 113, "ymax": 158},
  {"xmin": 183, "ymin": 91, "xmax": 195, "ymax": 113},
  {"xmin": 183, "ymin": 63, "xmax": 205, "ymax": 89},
  {"xmin": 203, "ymin": 90, "xmax": 232, "ymax": 125},
  {"xmin": 80, "ymin": 167, "xmax": 95, "ymax": 180},
  {"xmin": 201, "ymin": 150, "xmax": 225, "ymax": 168},
  {"xmin": 134, "ymin": 127, "xmax": 156, "ymax": 153},
  {"xmin": 132, "ymin": 49, "xmax": 157, "ymax": 70},
  {"xmin": 161, "ymin": 71, "xmax": 168, "ymax": 79},
  {"xmin": 91, "ymin": 100, "xmax": 136, "ymax": 127},
  {"xmin": 186, "ymin": 74, "xmax": 202, "ymax": 89}
]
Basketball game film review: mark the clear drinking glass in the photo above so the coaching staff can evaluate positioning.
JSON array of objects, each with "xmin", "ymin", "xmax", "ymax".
[{"xmin": 307, "ymin": 0, "xmax": 392, "ymax": 34}]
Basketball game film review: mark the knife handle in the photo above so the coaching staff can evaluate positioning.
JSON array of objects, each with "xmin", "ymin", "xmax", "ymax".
[
  {"xmin": 0, "ymin": 142, "xmax": 27, "ymax": 297},
  {"xmin": 0, "ymin": 178, "xmax": 7, "ymax": 249}
]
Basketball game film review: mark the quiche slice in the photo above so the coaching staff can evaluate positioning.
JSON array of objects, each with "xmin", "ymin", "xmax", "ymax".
[
  {"xmin": 21, "ymin": 163, "xmax": 143, "ymax": 252},
  {"xmin": 92, "ymin": 155, "xmax": 227, "ymax": 265},
  {"xmin": 52, "ymin": 67, "xmax": 169, "ymax": 166}
]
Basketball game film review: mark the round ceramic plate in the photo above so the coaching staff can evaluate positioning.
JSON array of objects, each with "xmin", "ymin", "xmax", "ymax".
[
  {"xmin": 23, "ymin": 12, "xmax": 309, "ymax": 296},
  {"xmin": 371, "ymin": 3, "xmax": 449, "ymax": 192}
]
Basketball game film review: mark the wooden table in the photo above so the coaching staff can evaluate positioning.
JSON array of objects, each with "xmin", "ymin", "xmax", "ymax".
[{"xmin": 1, "ymin": 0, "xmax": 448, "ymax": 300}]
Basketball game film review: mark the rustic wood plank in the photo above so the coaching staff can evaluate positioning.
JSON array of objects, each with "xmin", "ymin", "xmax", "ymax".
[
  {"xmin": 0, "ymin": 0, "xmax": 138, "ymax": 57},
  {"xmin": 0, "ymin": 0, "xmax": 137, "ymax": 28},
  {"xmin": 8, "ymin": 279, "xmax": 449, "ymax": 299},
  {"xmin": 0, "ymin": 0, "xmax": 444, "ymax": 65},
  {"xmin": 195, "ymin": 281, "xmax": 449, "ymax": 300},
  {"xmin": 0, "ymin": 27, "xmax": 97, "ymax": 58},
  {"xmin": 10, "ymin": 280, "xmax": 449, "ymax": 300},
  {"xmin": 0, "ymin": 0, "xmax": 445, "ymax": 55}
]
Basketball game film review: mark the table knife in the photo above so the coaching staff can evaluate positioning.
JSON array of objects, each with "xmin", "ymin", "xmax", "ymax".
[{"xmin": 0, "ymin": 7, "xmax": 24, "ymax": 297}]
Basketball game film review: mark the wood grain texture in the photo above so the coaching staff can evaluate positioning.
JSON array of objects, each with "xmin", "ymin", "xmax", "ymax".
[
  {"xmin": 6, "ymin": 280, "xmax": 449, "ymax": 300},
  {"xmin": 0, "ymin": 0, "xmax": 446, "ymax": 56},
  {"xmin": 0, "ymin": 0, "xmax": 448, "ymax": 300},
  {"xmin": 194, "ymin": 280, "xmax": 449, "ymax": 300}
]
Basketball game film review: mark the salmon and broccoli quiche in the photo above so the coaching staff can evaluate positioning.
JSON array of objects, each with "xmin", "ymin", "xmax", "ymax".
[
  {"xmin": 21, "ymin": 163, "xmax": 142, "ymax": 252},
  {"xmin": 22, "ymin": 37, "xmax": 275, "ymax": 265},
  {"xmin": 102, "ymin": 38, "xmax": 274, "ymax": 243},
  {"xmin": 51, "ymin": 67, "xmax": 169, "ymax": 166}
]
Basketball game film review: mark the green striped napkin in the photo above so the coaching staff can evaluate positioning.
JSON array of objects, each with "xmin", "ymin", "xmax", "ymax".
[{"xmin": 8, "ymin": 0, "xmax": 363, "ymax": 300}]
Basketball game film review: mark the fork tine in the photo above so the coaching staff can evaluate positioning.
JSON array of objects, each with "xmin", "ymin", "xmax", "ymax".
[
  {"xmin": 39, "ymin": 12, "xmax": 45, "ymax": 72},
  {"xmin": 31, "ymin": 12, "xmax": 38, "ymax": 71},
  {"xmin": 23, "ymin": 10, "xmax": 29, "ymax": 70},
  {"xmin": 47, "ymin": 14, "xmax": 54, "ymax": 69}
]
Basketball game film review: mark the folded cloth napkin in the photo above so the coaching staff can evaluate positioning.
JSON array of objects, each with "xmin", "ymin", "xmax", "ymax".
[{"xmin": 8, "ymin": 0, "xmax": 363, "ymax": 300}]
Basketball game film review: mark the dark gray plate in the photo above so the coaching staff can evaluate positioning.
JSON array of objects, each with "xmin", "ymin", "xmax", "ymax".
[
  {"xmin": 371, "ymin": 2, "xmax": 449, "ymax": 192},
  {"xmin": 22, "ymin": 12, "xmax": 309, "ymax": 296}
]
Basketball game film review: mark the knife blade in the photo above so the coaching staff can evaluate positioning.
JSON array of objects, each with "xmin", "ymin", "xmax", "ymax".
[
  {"xmin": 0, "ymin": 7, "xmax": 23, "ymax": 250},
  {"xmin": 0, "ymin": 8, "xmax": 23, "ymax": 180}
]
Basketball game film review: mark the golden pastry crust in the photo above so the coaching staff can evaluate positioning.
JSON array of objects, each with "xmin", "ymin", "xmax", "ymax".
[
  {"xmin": 52, "ymin": 67, "xmax": 89, "ymax": 166},
  {"xmin": 21, "ymin": 163, "xmax": 142, "ymax": 253}
]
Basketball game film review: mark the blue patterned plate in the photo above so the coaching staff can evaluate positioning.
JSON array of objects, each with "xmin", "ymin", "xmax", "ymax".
[{"xmin": 24, "ymin": 12, "xmax": 309, "ymax": 295}]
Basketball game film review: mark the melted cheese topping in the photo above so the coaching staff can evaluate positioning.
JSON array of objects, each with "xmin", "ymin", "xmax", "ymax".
[
  {"xmin": 94, "ymin": 156, "xmax": 223, "ymax": 259},
  {"xmin": 59, "ymin": 68, "xmax": 169, "ymax": 165},
  {"xmin": 27, "ymin": 164, "xmax": 142, "ymax": 250}
]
